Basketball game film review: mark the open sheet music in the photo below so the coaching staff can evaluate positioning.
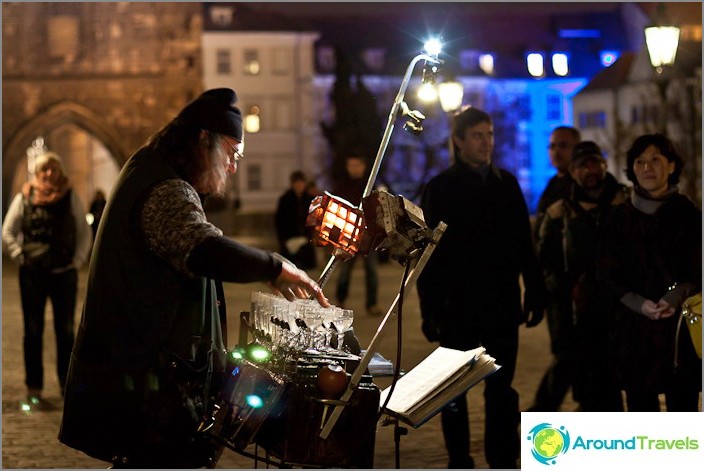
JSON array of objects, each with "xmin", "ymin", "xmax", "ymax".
[{"xmin": 379, "ymin": 346, "xmax": 500, "ymax": 427}]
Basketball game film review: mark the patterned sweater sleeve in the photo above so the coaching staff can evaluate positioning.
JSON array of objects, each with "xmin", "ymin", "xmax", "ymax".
[{"xmin": 141, "ymin": 179, "xmax": 222, "ymax": 277}]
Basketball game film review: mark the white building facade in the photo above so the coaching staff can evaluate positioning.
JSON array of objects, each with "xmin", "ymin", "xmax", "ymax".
[{"xmin": 202, "ymin": 28, "xmax": 321, "ymax": 213}]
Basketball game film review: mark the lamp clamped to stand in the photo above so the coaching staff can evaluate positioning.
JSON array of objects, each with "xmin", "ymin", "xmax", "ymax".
[{"xmin": 305, "ymin": 39, "xmax": 451, "ymax": 444}]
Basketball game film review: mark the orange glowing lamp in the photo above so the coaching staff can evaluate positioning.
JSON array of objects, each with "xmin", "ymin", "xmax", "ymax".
[{"xmin": 306, "ymin": 192, "xmax": 366, "ymax": 260}]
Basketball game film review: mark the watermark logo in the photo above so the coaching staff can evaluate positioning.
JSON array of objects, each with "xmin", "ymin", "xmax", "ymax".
[{"xmin": 527, "ymin": 422, "xmax": 571, "ymax": 465}]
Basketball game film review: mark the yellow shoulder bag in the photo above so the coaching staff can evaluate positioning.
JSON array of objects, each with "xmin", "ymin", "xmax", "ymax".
[{"xmin": 675, "ymin": 293, "xmax": 702, "ymax": 366}]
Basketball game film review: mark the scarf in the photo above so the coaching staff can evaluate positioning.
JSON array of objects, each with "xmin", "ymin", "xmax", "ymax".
[
  {"xmin": 22, "ymin": 174, "xmax": 70, "ymax": 206},
  {"xmin": 630, "ymin": 185, "xmax": 678, "ymax": 215}
]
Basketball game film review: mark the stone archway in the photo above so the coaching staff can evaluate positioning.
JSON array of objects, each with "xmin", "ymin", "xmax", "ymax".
[{"xmin": 2, "ymin": 101, "xmax": 129, "ymax": 215}]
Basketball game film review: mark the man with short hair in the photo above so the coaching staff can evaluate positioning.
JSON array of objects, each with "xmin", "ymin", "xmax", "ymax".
[
  {"xmin": 418, "ymin": 106, "xmax": 546, "ymax": 469},
  {"xmin": 533, "ymin": 141, "xmax": 628, "ymax": 412},
  {"xmin": 275, "ymin": 170, "xmax": 317, "ymax": 270},
  {"xmin": 534, "ymin": 126, "xmax": 581, "ymax": 237}
]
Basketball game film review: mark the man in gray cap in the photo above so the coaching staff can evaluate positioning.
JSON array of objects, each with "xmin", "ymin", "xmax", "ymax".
[
  {"xmin": 529, "ymin": 140, "xmax": 628, "ymax": 412},
  {"xmin": 59, "ymin": 89, "xmax": 329, "ymax": 468}
]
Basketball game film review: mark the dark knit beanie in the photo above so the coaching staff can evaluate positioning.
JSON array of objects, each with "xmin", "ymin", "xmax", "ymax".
[
  {"xmin": 571, "ymin": 140, "xmax": 605, "ymax": 168},
  {"xmin": 177, "ymin": 88, "xmax": 243, "ymax": 141}
]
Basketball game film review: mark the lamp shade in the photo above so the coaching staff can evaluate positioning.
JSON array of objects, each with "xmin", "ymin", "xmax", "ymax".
[
  {"xmin": 438, "ymin": 81, "xmax": 464, "ymax": 112},
  {"xmin": 644, "ymin": 25, "xmax": 680, "ymax": 68},
  {"xmin": 306, "ymin": 192, "xmax": 365, "ymax": 260}
]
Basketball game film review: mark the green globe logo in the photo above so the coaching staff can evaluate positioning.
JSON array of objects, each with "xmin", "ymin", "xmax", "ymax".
[{"xmin": 527, "ymin": 423, "xmax": 571, "ymax": 465}]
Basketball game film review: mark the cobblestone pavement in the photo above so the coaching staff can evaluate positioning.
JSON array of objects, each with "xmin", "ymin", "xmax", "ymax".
[{"xmin": 2, "ymin": 253, "xmax": 573, "ymax": 469}]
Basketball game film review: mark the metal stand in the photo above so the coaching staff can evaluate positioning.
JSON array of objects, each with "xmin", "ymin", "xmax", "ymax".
[
  {"xmin": 315, "ymin": 51, "xmax": 442, "ymax": 290},
  {"xmin": 319, "ymin": 222, "xmax": 446, "ymax": 439}
]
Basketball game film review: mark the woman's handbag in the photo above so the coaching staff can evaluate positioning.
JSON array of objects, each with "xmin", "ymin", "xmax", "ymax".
[{"xmin": 674, "ymin": 293, "xmax": 702, "ymax": 368}]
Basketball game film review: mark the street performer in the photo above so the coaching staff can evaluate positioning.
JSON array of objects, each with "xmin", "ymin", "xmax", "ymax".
[{"xmin": 59, "ymin": 88, "xmax": 329, "ymax": 468}]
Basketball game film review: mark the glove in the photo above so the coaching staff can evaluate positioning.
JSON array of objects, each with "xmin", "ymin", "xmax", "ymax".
[
  {"xmin": 522, "ymin": 286, "xmax": 546, "ymax": 328},
  {"xmin": 421, "ymin": 318, "xmax": 440, "ymax": 342}
]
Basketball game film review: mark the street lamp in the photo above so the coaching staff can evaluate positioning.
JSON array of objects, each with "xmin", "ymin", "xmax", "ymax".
[
  {"xmin": 643, "ymin": 3, "xmax": 680, "ymax": 133},
  {"xmin": 438, "ymin": 80, "xmax": 464, "ymax": 113},
  {"xmin": 438, "ymin": 80, "xmax": 464, "ymax": 164}
]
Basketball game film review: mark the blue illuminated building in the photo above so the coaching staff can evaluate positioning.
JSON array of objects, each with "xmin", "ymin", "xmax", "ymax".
[{"xmin": 217, "ymin": 3, "xmax": 643, "ymax": 213}]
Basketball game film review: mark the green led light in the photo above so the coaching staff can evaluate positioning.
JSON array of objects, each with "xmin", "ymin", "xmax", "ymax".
[
  {"xmin": 21, "ymin": 403, "xmax": 31, "ymax": 411},
  {"xmin": 245, "ymin": 394, "xmax": 264, "ymax": 409},
  {"xmin": 231, "ymin": 350, "xmax": 244, "ymax": 360},
  {"xmin": 247, "ymin": 344, "xmax": 271, "ymax": 362}
]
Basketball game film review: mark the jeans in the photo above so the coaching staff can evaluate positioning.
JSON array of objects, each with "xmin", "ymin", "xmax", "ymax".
[
  {"xmin": 19, "ymin": 266, "xmax": 77, "ymax": 392},
  {"xmin": 335, "ymin": 251, "xmax": 378, "ymax": 308}
]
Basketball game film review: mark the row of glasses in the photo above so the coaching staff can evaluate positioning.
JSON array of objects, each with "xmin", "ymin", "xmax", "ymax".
[{"xmin": 249, "ymin": 292, "xmax": 354, "ymax": 354}]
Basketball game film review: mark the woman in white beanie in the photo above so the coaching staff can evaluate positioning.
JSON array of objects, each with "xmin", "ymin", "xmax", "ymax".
[{"xmin": 2, "ymin": 151, "xmax": 92, "ymax": 405}]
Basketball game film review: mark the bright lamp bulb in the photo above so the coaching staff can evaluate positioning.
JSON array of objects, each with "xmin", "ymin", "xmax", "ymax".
[
  {"xmin": 424, "ymin": 38, "xmax": 442, "ymax": 56},
  {"xmin": 417, "ymin": 82, "xmax": 438, "ymax": 102}
]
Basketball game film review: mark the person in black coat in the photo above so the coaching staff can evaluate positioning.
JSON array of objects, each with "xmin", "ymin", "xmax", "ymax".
[
  {"xmin": 533, "ymin": 126, "xmax": 581, "ymax": 240},
  {"xmin": 417, "ymin": 107, "xmax": 546, "ymax": 469},
  {"xmin": 597, "ymin": 133, "xmax": 701, "ymax": 412},
  {"xmin": 58, "ymin": 89, "xmax": 329, "ymax": 468},
  {"xmin": 275, "ymin": 171, "xmax": 316, "ymax": 270}
]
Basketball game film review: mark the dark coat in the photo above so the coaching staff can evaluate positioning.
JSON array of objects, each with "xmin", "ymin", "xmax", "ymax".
[
  {"xmin": 597, "ymin": 193, "xmax": 702, "ymax": 393},
  {"xmin": 417, "ymin": 161, "xmax": 545, "ymax": 344},
  {"xmin": 59, "ymin": 149, "xmax": 226, "ymax": 467},
  {"xmin": 274, "ymin": 188, "xmax": 316, "ymax": 269}
]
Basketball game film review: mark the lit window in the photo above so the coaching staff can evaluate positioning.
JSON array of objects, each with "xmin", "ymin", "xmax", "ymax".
[
  {"xmin": 527, "ymin": 53, "xmax": 544, "ymax": 77},
  {"xmin": 551, "ymin": 53, "xmax": 569, "ymax": 76},
  {"xmin": 216, "ymin": 49, "xmax": 231, "ymax": 74},
  {"xmin": 245, "ymin": 106, "xmax": 260, "ymax": 133},
  {"xmin": 244, "ymin": 49, "xmax": 260, "ymax": 75}
]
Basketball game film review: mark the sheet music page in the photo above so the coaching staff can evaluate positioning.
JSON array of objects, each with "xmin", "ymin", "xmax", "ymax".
[{"xmin": 380, "ymin": 346, "xmax": 485, "ymax": 413}]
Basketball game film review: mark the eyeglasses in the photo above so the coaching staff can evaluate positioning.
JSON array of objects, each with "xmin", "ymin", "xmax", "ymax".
[{"xmin": 225, "ymin": 140, "xmax": 244, "ymax": 163}]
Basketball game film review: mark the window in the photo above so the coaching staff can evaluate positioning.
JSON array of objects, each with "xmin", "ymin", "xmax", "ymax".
[
  {"xmin": 272, "ymin": 48, "xmax": 290, "ymax": 75},
  {"xmin": 247, "ymin": 163, "xmax": 262, "ymax": 191},
  {"xmin": 317, "ymin": 46, "xmax": 336, "ymax": 72},
  {"xmin": 361, "ymin": 48, "xmax": 385, "ymax": 72},
  {"xmin": 459, "ymin": 49, "xmax": 480, "ymax": 72},
  {"xmin": 244, "ymin": 49, "xmax": 260, "ymax": 75},
  {"xmin": 578, "ymin": 111, "xmax": 607, "ymax": 129},
  {"xmin": 210, "ymin": 6, "xmax": 234, "ymax": 28},
  {"xmin": 48, "ymin": 15, "xmax": 79, "ymax": 62},
  {"xmin": 546, "ymin": 94, "xmax": 561, "ymax": 121},
  {"xmin": 216, "ymin": 49, "xmax": 231, "ymax": 74},
  {"xmin": 274, "ymin": 99, "xmax": 293, "ymax": 130},
  {"xmin": 244, "ymin": 105, "xmax": 261, "ymax": 133}
]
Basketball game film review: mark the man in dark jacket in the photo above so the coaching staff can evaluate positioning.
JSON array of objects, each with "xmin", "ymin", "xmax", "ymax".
[
  {"xmin": 530, "ymin": 141, "xmax": 628, "ymax": 412},
  {"xmin": 275, "ymin": 170, "xmax": 316, "ymax": 270},
  {"xmin": 333, "ymin": 154, "xmax": 382, "ymax": 316},
  {"xmin": 59, "ymin": 89, "xmax": 328, "ymax": 468},
  {"xmin": 417, "ymin": 107, "xmax": 546, "ymax": 469},
  {"xmin": 533, "ymin": 126, "xmax": 581, "ymax": 240}
]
